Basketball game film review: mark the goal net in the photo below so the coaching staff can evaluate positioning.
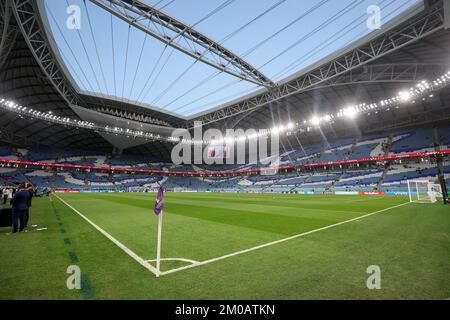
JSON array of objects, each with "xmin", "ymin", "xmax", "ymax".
[{"xmin": 407, "ymin": 179, "xmax": 442, "ymax": 203}]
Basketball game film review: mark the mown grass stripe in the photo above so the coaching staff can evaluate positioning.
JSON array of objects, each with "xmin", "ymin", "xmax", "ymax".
[
  {"xmin": 51, "ymin": 198, "xmax": 96, "ymax": 299},
  {"xmin": 68, "ymin": 251, "xmax": 78, "ymax": 263}
]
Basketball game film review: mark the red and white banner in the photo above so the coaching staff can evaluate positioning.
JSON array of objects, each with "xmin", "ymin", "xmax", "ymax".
[
  {"xmin": 0, "ymin": 149, "xmax": 449, "ymax": 177},
  {"xmin": 358, "ymin": 191, "xmax": 386, "ymax": 195}
]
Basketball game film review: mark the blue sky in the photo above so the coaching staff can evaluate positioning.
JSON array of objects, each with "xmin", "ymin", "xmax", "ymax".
[{"xmin": 44, "ymin": 0, "xmax": 422, "ymax": 117}]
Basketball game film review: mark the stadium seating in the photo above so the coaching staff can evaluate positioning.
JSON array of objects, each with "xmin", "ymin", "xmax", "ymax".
[
  {"xmin": 389, "ymin": 128, "xmax": 435, "ymax": 154},
  {"xmin": 1, "ymin": 125, "xmax": 449, "ymax": 192}
]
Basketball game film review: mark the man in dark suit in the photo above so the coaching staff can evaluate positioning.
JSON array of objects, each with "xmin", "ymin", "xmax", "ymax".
[
  {"xmin": 11, "ymin": 184, "xmax": 31, "ymax": 233},
  {"xmin": 24, "ymin": 183, "xmax": 34, "ymax": 229}
]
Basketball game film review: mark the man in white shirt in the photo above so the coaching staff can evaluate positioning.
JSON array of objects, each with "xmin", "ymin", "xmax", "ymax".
[{"xmin": 2, "ymin": 188, "xmax": 9, "ymax": 205}]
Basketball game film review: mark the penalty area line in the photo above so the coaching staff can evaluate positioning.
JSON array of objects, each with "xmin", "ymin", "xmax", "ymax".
[
  {"xmin": 54, "ymin": 195, "xmax": 158, "ymax": 276},
  {"xmin": 160, "ymin": 201, "xmax": 411, "ymax": 276}
]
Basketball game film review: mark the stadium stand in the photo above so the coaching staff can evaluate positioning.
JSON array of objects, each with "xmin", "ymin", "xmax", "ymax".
[{"xmin": 1, "ymin": 125, "xmax": 449, "ymax": 194}]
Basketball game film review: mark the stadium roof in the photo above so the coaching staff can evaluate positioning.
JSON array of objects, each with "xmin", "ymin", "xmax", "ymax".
[
  {"xmin": 42, "ymin": 0, "xmax": 422, "ymax": 117},
  {"xmin": 1, "ymin": 0, "xmax": 450, "ymax": 158}
]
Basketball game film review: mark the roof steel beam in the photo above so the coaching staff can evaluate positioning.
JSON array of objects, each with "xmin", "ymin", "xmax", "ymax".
[
  {"xmin": 88, "ymin": 0, "xmax": 273, "ymax": 87},
  {"xmin": 199, "ymin": 62, "xmax": 444, "ymax": 130},
  {"xmin": 444, "ymin": 0, "xmax": 450, "ymax": 29},
  {"xmin": 10, "ymin": 0, "xmax": 80, "ymax": 106},
  {"xmin": 192, "ymin": 0, "xmax": 446, "ymax": 128},
  {"xmin": 0, "ymin": 1, "xmax": 19, "ymax": 70},
  {"xmin": 305, "ymin": 63, "xmax": 434, "ymax": 88}
]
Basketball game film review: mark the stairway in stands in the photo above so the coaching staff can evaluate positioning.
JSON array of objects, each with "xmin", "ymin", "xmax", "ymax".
[
  {"xmin": 348, "ymin": 141, "xmax": 357, "ymax": 158},
  {"xmin": 327, "ymin": 171, "xmax": 345, "ymax": 191},
  {"xmin": 376, "ymin": 136, "xmax": 394, "ymax": 189},
  {"xmin": 324, "ymin": 140, "xmax": 358, "ymax": 192},
  {"xmin": 263, "ymin": 176, "xmax": 282, "ymax": 192},
  {"xmin": 289, "ymin": 174, "xmax": 312, "ymax": 193}
]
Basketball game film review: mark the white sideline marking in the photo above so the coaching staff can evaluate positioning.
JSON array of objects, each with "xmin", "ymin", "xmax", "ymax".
[
  {"xmin": 160, "ymin": 201, "xmax": 411, "ymax": 276},
  {"xmin": 146, "ymin": 258, "xmax": 199, "ymax": 264},
  {"xmin": 55, "ymin": 195, "xmax": 158, "ymax": 276}
]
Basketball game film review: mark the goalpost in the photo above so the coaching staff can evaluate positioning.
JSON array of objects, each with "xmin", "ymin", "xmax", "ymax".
[{"xmin": 407, "ymin": 179, "xmax": 442, "ymax": 203}]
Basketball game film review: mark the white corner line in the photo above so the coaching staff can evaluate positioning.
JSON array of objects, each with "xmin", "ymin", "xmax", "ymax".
[
  {"xmin": 55, "ymin": 195, "xmax": 158, "ymax": 276},
  {"xmin": 146, "ymin": 258, "xmax": 200, "ymax": 264},
  {"xmin": 160, "ymin": 201, "xmax": 411, "ymax": 276}
]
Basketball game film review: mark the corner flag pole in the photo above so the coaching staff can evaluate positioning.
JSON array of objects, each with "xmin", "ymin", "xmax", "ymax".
[
  {"xmin": 154, "ymin": 182, "xmax": 165, "ymax": 277},
  {"xmin": 156, "ymin": 210, "xmax": 163, "ymax": 277}
]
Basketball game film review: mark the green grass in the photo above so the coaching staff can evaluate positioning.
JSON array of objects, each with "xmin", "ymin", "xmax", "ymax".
[{"xmin": 0, "ymin": 192, "xmax": 449, "ymax": 299}]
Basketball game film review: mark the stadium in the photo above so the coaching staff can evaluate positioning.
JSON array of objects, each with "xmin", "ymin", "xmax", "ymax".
[{"xmin": 0, "ymin": 0, "xmax": 450, "ymax": 303}]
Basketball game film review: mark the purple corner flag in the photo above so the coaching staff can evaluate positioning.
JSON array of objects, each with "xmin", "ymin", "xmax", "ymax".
[{"xmin": 154, "ymin": 186, "xmax": 165, "ymax": 215}]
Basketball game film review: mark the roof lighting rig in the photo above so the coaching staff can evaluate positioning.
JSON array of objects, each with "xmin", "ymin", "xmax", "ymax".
[{"xmin": 1, "ymin": 71, "xmax": 449, "ymax": 146}]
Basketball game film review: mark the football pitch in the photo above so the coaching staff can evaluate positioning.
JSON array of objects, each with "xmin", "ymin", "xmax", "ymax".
[{"xmin": 1, "ymin": 192, "xmax": 449, "ymax": 300}]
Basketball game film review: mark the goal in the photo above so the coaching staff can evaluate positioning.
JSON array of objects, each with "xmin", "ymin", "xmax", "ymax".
[{"xmin": 407, "ymin": 179, "xmax": 442, "ymax": 203}]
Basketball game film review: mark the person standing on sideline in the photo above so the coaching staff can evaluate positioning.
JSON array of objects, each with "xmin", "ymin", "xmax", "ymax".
[
  {"xmin": 7, "ymin": 187, "xmax": 13, "ymax": 204},
  {"xmin": 10, "ymin": 184, "xmax": 31, "ymax": 233},
  {"xmin": 24, "ymin": 183, "xmax": 34, "ymax": 230},
  {"xmin": 2, "ymin": 188, "xmax": 8, "ymax": 205}
]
